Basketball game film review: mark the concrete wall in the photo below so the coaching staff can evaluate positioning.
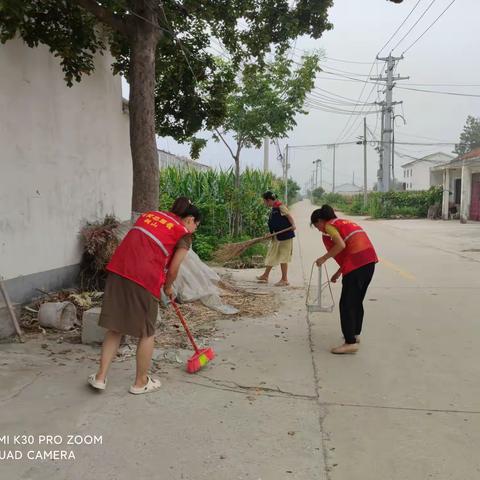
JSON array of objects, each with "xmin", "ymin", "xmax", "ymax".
[
  {"xmin": 158, "ymin": 149, "xmax": 211, "ymax": 171},
  {"xmin": 0, "ymin": 39, "xmax": 132, "ymax": 304}
]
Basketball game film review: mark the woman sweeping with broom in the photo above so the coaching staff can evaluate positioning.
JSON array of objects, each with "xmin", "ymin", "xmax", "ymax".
[
  {"xmin": 257, "ymin": 191, "xmax": 296, "ymax": 287},
  {"xmin": 88, "ymin": 199, "xmax": 201, "ymax": 394},
  {"xmin": 311, "ymin": 205, "xmax": 377, "ymax": 354}
]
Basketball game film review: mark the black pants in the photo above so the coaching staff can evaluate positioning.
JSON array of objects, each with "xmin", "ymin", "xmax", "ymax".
[{"xmin": 339, "ymin": 263, "xmax": 375, "ymax": 344}]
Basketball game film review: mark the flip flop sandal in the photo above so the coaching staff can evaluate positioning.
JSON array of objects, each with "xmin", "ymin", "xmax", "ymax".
[
  {"xmin": 129, "ymin": 376, "xmax": 162, "ymax": 395},
  {"xmin": 88, "ymin": 374, "xmax": 107, "ymax": 391},
  {"xmin": 256, "ymin": 276, "xmax": 268, "ymax": 283},
  {"xmin": 275, "ymin": 281, "xmax": 290, "ymax": 287}
]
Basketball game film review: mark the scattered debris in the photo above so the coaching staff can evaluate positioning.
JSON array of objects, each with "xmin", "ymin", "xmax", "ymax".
[{"xmin": 18, "ymin": 273, "xmax": 276, "ymax": 351}]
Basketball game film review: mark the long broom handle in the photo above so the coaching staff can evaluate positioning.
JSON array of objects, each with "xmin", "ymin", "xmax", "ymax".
[
  {"xmin": 262, "ymin": 226, "xmax": 294, "ymax": 240},
  {"xmin": 170, "ymin": 298, "xmax": 200, "ymax": 354},
  {"xmin": 0, "ymin": 280, "xmax": 23, "ymax": 340}
]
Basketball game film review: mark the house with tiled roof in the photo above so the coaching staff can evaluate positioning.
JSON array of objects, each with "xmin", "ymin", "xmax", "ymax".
[{"xmin": 431, "ymin": 147, "xmax": 480, "ymax": 221}]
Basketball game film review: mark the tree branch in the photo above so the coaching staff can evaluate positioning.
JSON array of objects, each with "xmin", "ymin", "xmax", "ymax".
[
  {"xmin": 215, "ymin": 128, "xmax": 236, "ymax": 161},
  {"xmin": 74, "ymin": 0, "xmax": 130, "ymax": 36}
]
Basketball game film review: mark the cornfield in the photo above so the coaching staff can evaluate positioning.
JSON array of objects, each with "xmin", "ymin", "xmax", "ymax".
[{"xmin": 159, "ymin": 167, "xmax": 299, "ymax": 259}]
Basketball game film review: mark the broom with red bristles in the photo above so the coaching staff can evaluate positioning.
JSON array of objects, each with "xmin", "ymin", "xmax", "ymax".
[
  {"xmin": 170, "ymin": 297, "xmax": 215, "ymax": 373},
  {"xmin": 213, "ymin": 226, "xmax": 294, "ymax": 263}
]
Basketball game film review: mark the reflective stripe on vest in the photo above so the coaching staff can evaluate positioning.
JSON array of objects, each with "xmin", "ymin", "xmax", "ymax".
[
  {"xmin": 323, "ymin": 218, "xmax": 377, "ymax": 276},
  {"xmin": 343, "ymin": 229, "xmax": 364, "ymax": 242},
  {"xmin": 131, "ymin": 226, "xmax": 170, "ymax": 257}
]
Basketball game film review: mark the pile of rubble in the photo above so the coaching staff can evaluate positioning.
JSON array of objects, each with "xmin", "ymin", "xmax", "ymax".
[{"xmin": 18, "ymin": 277, "xmax": 276, "ymax": 349}]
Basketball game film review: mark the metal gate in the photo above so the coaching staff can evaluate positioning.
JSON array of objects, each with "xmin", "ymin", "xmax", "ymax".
[{"xmin": 470, "ymin": 173, "xmax": 480, "ymax": 221}]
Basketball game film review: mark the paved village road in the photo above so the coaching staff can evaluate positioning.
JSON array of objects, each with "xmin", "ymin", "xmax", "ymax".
[
  {"xmin": 290, "ymin": 199, "xmax": 480, "ymax": 480},
  {"xmin": 0, "ymin": 199, "xmax": 479, "ymax": 480}
]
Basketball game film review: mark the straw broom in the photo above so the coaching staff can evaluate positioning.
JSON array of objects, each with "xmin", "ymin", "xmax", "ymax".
[{"xmin": 213, "ymin": 227, "xmax": 294, "ymax": 263}]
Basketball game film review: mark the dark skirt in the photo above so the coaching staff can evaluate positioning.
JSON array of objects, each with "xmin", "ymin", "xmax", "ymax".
[{"xmin": 98, "ymin": 273, "xmax": 158, "ymax": 338}]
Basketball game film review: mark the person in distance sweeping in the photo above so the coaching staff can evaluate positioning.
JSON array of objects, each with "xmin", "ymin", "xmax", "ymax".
[
  {"xmin": 311, "ymin": 205, "xmax": 377, "ymax": 354},
  {"xmin": 87, "ymin": 200, "xmax": 201, "ymax": 394},
  {"xmin": 257, "ymin": 191, "xmax": 296, "ymax": 287}
]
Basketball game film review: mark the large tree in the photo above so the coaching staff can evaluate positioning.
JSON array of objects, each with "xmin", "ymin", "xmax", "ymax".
[
  {"xmin": 214, "ymin": 52, "xmax": 320, "ymax": 233},
  {"xmin": 0, "ymin": 0, "xmax": 332, "ymax": 213},
  {"xmin": 454, "ymin": 115, "xmax": 480, "ymax": 157}
]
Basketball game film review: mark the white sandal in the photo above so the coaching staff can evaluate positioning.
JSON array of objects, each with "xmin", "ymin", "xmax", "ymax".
[
  {"xmin": 129, "ymin": 376, "xmax": 162, "ymax": 395},
  {"xmin": 88, "ymin": 374, "xmax": 107, "ymax": 391}
]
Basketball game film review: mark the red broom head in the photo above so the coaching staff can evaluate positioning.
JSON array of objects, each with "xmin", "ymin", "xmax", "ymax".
[{"xmin": 186, "ymin": 347, "xmax": 216, "ymax": 374}]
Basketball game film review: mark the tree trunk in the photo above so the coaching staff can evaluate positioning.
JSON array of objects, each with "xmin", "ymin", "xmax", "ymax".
[{"xmin": 129, "ymin": 3, "xmax": 161, "ymax": 214}]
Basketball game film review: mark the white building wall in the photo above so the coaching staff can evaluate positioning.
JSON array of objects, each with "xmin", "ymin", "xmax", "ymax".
[
  {"xmin": 403, "ymin": 153, "xmax": 454, "ymax": 191},
  {"xmin": 403, "ymin": 162, "xmax": 431, "ymax": 190},
  {"xmin": 0, "ymin": 39, "xmax": 132, "ymax": 292}
]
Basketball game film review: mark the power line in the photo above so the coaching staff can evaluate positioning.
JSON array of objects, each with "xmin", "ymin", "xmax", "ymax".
[
  {"xmin": 304, "ymin": 101, "xmax": 382, "ymax": 116},
  {"xmin": 377, "ymin": 0, "xmax": 423, "ymax": 55},
  {"xmin": 402, "ymin": 0, "xmax": 458, "ymax": 54},
  {"xmin": 334, "ymin": 62, "xmax": 380, "ymax": 143},
  {"xmin": 320, "ymin": 65, "xmax": 373, "ymax": 77},
  {"xmin": 314, "ymin": 71, "xmax": 480, "ymax": 97},
  {"xmin": 288, "ymin": 142, "xmax": 358, "ymax": 149},
  {"xmin": 337, "ymin": 80, "xmax": 380, "ymax": 143},
  {"xmin": 324, "ymin": 56, "xmax": 372, "ymax": 65},
  {"xmin": 390, "ymin": 0, "xmax": 438, "ymax": 53},
  {"xmin": 315, "ymin": 75, "xmax": 480, "ymax": 88},
  {"xmin": 312, "ymin": 86, "xmax": 374, "ymax": 103},
  {"xmin": 405, "ymin": 82, "xmax": 480, "ymax": 87},
  {"xmin": 397, "ymin": 86, "xmax": 480, "ymax": 97}
]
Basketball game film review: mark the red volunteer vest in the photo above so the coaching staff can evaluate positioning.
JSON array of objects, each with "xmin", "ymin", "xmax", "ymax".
[
  {"xmin": 107, "ymin": 211, "xmax": 189, "ymax": 297},
  {"xmin": 322, "ymin": 218, "xmax": 378, "ymax": 276}
]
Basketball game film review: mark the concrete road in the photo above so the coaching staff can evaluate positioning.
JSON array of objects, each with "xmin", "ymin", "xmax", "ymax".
[
  {"xmin": 1, "ymin": 199, "xmax": 479, "ymax": 480},
  {"xmin": 292, "ymin": 199, "xmax": 480, "ymax": 480}
]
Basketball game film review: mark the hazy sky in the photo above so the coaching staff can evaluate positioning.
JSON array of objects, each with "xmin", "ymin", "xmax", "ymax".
[{"xmin": 156, "ymin": 0, "xmax": 480, "ymax": 191}]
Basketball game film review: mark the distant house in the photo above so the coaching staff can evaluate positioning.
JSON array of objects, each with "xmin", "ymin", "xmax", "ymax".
[
  {"xmin": 335, "ymin": 183, "xmax": 363, "ymax": 196},
  {"xmin": 431, "ymin": 148, "xmax": 480, "ymax": 222},
  {"xmin": 158, "ymin": 149, "xmax": 211, "ymax": 171},
  {"xmin": 401, "ymin": 152, "xmax": 454, "ymax": 191}
]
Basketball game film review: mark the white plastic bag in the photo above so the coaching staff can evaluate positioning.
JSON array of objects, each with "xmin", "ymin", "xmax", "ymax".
[
  {"xmin": 175, "ymin": 250, "xmax": 220, "ymax": 302},
  {"xmin": 174, "ymin": 250, "xmax": 238, "ymax": 315}
]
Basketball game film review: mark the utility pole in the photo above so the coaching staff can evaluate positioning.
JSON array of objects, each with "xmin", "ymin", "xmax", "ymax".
[
  {"xmin": 356, "ymin": 118, "xmax": 368, "ymax": 206},
  {"xmin": 320, "ymin": 160, "xmax": 323, "ymax": 190},
  {"xmin": 376, "ymin": 104, "xmax": 385, "ymax": 191},
  {"xmin": 392, "ymin": 114, "xmax": 406, "ymax": 190},
  {"xmin": 363, "ymin": 117, "xmax": 368, "ymax": 206},
  {"xmin": 313, "ymin": 159, "xmax": 322, "ymax": 190},
  {"xmin": 372, "ymin": 55, "xmax": 408, "ymax": 192},
  {"xmin": 263, "ymin": 137, "xmax": 269, "ymax": 173},
  {"xmin": 332, "ymin": 145, "xmax": 335, "ymax": 193}
]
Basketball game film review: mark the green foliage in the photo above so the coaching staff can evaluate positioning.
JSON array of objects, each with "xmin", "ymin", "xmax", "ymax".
[
  {"xmin": 159, "ymin": 167, "xmax": 295, "ymax": 260},
  {"xmin": 218, "ymin": 52, "xmax": 321, "ymax": 151},
  {"xmin": 455, "ymin": 116, "xmax": 480, "ymax": 156},
  {"xmin": 316, "ymin": 192, "xmax": 348, "ymax": 210},
  {"xmin": 311, "ymin": 186, "xmax": 324, "ymax": 204},
  {"xmin": 287, "ymin": 178, "xmax": 301, "ymax": 204},
  {"xmin": 192, "ymin": 233, "xmax": 216, "ymax": 261},
  {"xmin": 0, "ymin": 0, "xmax": 333, "ymax": 150},
  {"xmin": 312, "ymin": 187, "xmax": 443, "ymax": 219},
  {"xmin": 241, "ymin": 241, "xmax": 268, "ymax": 260}
]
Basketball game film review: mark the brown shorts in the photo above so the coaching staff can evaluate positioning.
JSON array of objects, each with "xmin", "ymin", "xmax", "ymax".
[{"xmin": 98, "ymin": 273, "xmax": 159, "ymax": 338}]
